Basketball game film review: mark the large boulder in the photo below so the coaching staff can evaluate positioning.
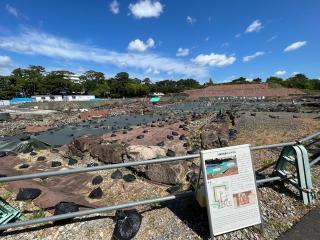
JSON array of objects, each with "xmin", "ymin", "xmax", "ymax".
[
  {"xmin": 146, "ymin": 161, "xmax": 187, "ymax": 185},
  {"xmin": 72, "ymin": 135, "xmax": 102, "ymax": 152},
  {"xmin": 89, "ymin": 143, "xmax": 125, "ymax": 164},
  {"xmin": 125, "ymin": 145, "xmax": 166, "ymax": 172},
  {"xmin": 200, "ymin": 120, "xmax": 229, "ymax": 150}
]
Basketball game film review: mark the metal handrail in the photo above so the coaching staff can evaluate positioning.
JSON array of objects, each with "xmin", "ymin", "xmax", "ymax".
[{"xmin": 0, "ymin": 131, "xmax": 319, "ymax": 231}]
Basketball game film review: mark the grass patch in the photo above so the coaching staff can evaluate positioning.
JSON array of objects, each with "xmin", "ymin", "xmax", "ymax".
[{"xmin": 29, "ymin": 208, "xmax": 45, "ymax": 220}]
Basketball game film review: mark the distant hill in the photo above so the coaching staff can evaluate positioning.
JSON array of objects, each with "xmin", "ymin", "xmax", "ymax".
[{"xmin": 184, "ymin": 83, "xmax": 305, "ymax": 99}]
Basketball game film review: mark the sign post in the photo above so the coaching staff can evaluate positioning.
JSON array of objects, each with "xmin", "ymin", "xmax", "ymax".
[{"xmin": 200, "ymin": 144, "xmax": 262, "ymax": 237}]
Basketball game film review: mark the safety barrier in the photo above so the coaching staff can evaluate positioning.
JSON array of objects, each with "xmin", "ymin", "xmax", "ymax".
[{"xmin": 0, "ymin": 131, "xmax": 319, "ymax": 231}]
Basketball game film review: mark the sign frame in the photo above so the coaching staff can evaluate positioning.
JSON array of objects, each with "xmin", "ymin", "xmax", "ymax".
[{"xmin": 200, "ymin": 144, "xmax": 262, "ymax": 237}]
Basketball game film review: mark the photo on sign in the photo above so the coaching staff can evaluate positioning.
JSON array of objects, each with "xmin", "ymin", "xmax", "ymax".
[
  {"xmin": 233, "ymin": 190, "xmax": 256, "ymax": 208},
  {"xmin": 210, "ymin": 182, "xmax": 232, "ymax": 209},
  {"xmin": 206, "ymin": 155, "xmax": 238, "ymax": 180}
]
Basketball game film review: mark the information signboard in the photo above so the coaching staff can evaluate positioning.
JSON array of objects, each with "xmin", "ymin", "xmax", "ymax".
[{"xmin": 200, "ymin": 144, "xmax": 262, "ymax": 237}]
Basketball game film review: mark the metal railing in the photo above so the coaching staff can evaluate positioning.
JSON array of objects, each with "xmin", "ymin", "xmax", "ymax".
[{"xmin": 0, "ymin": 131, "xmax": 319, "ymax": 231}]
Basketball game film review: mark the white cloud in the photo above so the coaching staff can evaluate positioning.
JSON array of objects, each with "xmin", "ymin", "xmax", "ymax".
[
  {"xmin": 275, "ymin": 70, "xmax": 286, "ymax": 76},
  {"xmin": 129, "ymin": 0, "xmax": 163, "ymax": 19},
  {"xmin": 128, "ymin": 38, "xmax": 155, "ymax": 52},
  {"xmin": 0, "ymin": 55, "xmax": 12, "ymax": 67},
  {"xmin": 109, "ymin": 0, "xmax": 120, "ymax": 14},
  {"xmin": 176, "ymin": 48, "xmax": 189, "ymax": 57},
  {"xmin": 284, "ymin": 41, "xmax": 307, "ymax": 52},
  {"xmin": 192, "ymin": 53, "xmax": 236, "ymax": 67},
  {"xmin": 267, "ymin": 35, "xmax": 277, "ymax": 42},
  {"xmin": 205, "ymin": 36, "xmax": 210, "ymax": 41},
  {"xmin": 0, "ymin": 28, "xmax": 208, "ymax": 78},
  {"xmin": 0, "ymin": 55, "xmax": 13, "ymax": 75},
  {"xmin": 235, "ymin": 33, "xmax": 241, "ymax": 38},
  {"xmin": 145, "ymin": 67, "xmax": 160, "ymax": 75},
  {"xmin": 246, "ymin": 20, "xmax": 263, "ymax": 33},
  {"xmin": 221, "ymin": 42, "xmax": 229, "ymax": 48},
  {"xmin": 186, "ymin": 16, "xmax": 196, "ymax": 24},
  {"xmin": 243, "ymin": 51, "xmax": 265, "ymax": 62},
  {"xmin": 5, "ymin": 4, "xmax": 19, "ymax": 17}
]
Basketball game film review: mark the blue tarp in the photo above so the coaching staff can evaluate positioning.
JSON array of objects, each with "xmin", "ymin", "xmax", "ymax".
[{"xmin": 10, "ymin": 98, "xmax": 32, "ymax": 104}]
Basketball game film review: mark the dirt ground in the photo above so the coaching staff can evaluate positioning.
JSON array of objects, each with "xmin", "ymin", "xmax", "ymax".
[{"xmin": 0, "ymin": 111, "xmax": 319, "ymax": 240}]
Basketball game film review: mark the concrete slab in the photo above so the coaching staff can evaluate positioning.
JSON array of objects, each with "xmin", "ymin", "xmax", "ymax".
[{"xmin": 279, "ymin": 208, "xmax": 320, "ymax": 240}]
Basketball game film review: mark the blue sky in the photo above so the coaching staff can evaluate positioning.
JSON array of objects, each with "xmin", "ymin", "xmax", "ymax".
[{"xmin": 0, "ymin": 0, "xmax": 319, "ymax": 82}]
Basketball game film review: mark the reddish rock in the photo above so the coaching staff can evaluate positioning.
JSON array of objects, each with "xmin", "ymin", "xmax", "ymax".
[
  {"xmin": 72, "ymin": 135, "xmax": 102, "ymax": 152},
  {"xmin": 25, "ymin": 125, "xmax": 49, "ymax": 133},
  {"xmin": 79, "ymin": 110, "xmax": 109, "ymax": 120},
  {"xmin": 89, "ymin": 143, "xmax": 124, "ymax": 164}
]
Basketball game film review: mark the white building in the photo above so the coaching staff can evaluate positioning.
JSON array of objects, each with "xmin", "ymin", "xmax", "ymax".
[
  {"xmin": 0, "ymin": 100, "xmax": 10, "ymax": 106},
  {"xmin": 68, "ymin": 74, "xmax": 85, "ymax": 84},
  {"xmin": 63, "ymin": 95, "xmax": 95, "ymax": 101},
  {"xmin": 150, "ymin": 92, "xmax": 165, "ymax": 97},
  {"xmin": 31, "ymin": 95, "xmax": 63, "ymax": 102}
]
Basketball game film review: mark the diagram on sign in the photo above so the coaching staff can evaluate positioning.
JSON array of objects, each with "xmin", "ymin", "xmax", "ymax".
[
  {"xmin": 233, "ymin": 190, "xmax": 256, "ymax": 208},
  {"xmin": 210, "ymin": 182, "xmax": 232, "ymax": 209},
  {"xmin": 206, "ymin": 155, "xmax": 238, "ymax": 180}
]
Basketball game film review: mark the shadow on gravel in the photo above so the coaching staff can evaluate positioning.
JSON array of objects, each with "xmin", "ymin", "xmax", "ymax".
[
  {"xmin": 166, "ymin": 197, "xmax": 211, "ymax": 239},
  {"xmin": 263, "ymin": 182, "xmax": 301, "ymax": 201},
  {"xmin": 0, "ymin": 214, "xmax": 113, "ymax": 237}
]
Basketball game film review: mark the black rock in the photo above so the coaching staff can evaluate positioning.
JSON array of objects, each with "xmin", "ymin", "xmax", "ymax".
[
  {"xmin": 51, "ymin": 161, "xmax": 62, "ymax": 167},
  {"xmin": 166, "ymin": 184, "xmax": 181, "ymax": 194},
  {"xmin": 187, "ymin": 149, "xmax": 199, "ymax": 154},
  {"xmin": 172, "ymin": 131, "xmax": 179, "ymax": 136},
  {"xmin": 51, "ymin": 148, "xmax": 59, "ymax": 153},
  {"xmin": 183, "ymin": 142, "xmax": 190, "ymax": 148},
  {"xmin": 0, "ymin": 151, "xmax": 6, "ymax": 157},
  {"xmin": 0, "ymin": 174, "xmax": 7, "ymax": 178},
  {"xmin": 22, "ymin": 148, "xmax": 33, "ymax": 154},
  {"xmin": 19, "ymin": 163, "xmax": 29, "ymax": 169},
  {"xmin": 123, "ymin": 174, "xmax": 136, "ymax": 182},
  {"xmin": 68, "ymin": 158, "xmax": 78, "ymax": 165},
  {"xmin": 6, "ymin": 151, "xmax": 17, "ymax": 156},
  {"xmin": 111, "ymin": 170, "xmax": 123, "ymax": 179},
  {"xmin": 136, "ymin": 135, "xmax": 144, "ymax": 139},
  {"xmin": 87, "ymin": 162, "xmax": 99, "ymax": 167},
  {"xmin": 30, "ymin": 151, "xmax": 37, "ymax": 156},
  {"xmin": 167, "ymin": 135, "xmax": 174, "ymax": 140},
  {"xmin": 20, "ymin": 135, "xmax": 30, "ymax": 141},
  {"xmin": 16, "ymin": 188, "xmax": 41, "ymax": 201},
  {"xmin": 92, "ymin": 175, "xmax": 103, "ymax": 185},
  {"xmin": 113, "ymin": 209, "xmax": 142, "ymax": 240},
  {"xmin": 111, "ymin": 134, "xmax": 117, "ymax": 137},
  {"xmin": 89, "ymin": 187, "xmax": 103, "ymax": 199},
  {"xmin": 228, "ymin": 129, "xmax": 238, "ymax": 140},
  {"xmin": 166, "ymin": 149, "xmax": 176, "ymax": 157},
  {"xmin": 142, "ymin": 129, "xmax": 149, "ymax": 133},
  {"xmin": 157, "ymin": 141, "xmax": 165, "ymax": 147},
  {"xmin": 179, "ymin": 135, "xmax": 187, "ymax": 141},
  {"xmin": 190, "ymin": 162, "xmax": 199, "ymax": 170},
  {"xmin": 54, "ymin": 202, "xmax": 79, "ymax": 224},
  {"xmin": 122, "ymin": 131, "xmax": 128, "ymax": 134},
  {"xmin": 37, "ymin": 156, "xmax": 46, "ymax": 161},
  {"xmin": 250, "ymin": 113, "xmax": 256, "ymax": 116}
]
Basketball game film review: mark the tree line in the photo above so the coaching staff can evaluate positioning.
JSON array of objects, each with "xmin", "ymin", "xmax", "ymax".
[{"xmin": 0, "ymin": 65, "xmax": 319, "ymax": 99}]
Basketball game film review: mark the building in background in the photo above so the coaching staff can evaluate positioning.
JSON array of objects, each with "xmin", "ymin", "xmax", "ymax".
[
  {"xmin": 31, "ymin": 95, "xmax": 63, "ymax": 102},
  {"xmin": 63, "ymin": 95, "xmax": 95, "ymax": 101}
]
